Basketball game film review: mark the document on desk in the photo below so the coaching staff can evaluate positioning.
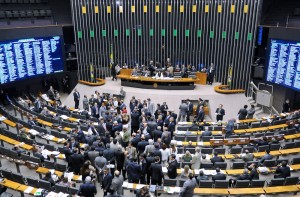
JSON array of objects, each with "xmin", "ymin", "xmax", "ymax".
[
  {"xmin": 60, "ymin": 115, "xmax": 69, "ymax": 120},
  {"xmin": 0, "ymin": 116, "xmax": 6, "ymax": 121},
  {"xmin": 29, "ymin": 129, "xmax": 39, "ymax": 135},
  {"xmin": 162, "ymin": 167, "xmax": 168, "ymax": 173},
  {"xmin": 136, "ymin": 184, "xmax": 146, "ymax": 189},
  {"xmin": 127, "ymin": 183, "xmax": 134, "ymax": 189},
  {"xmin": 122, "ymin": 182, "xmax": 128, "ymax": 188},
  {"xmin": 24, "ymin": 186, "xmax": 34, "ymax": 194}
]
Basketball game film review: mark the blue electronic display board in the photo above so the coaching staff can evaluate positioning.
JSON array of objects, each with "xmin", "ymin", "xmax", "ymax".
[
  {"xmin": 0, "ymin": 36, "xmax": 64, "ymax": 84},
  {"xmin": 266, "ymin": 39, "xmax": 300, "ymax": 91}
]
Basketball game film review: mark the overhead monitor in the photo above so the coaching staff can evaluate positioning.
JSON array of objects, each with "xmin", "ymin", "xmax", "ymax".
[
  {"xmin": 0, "ymin": 36, "xmax": 64, "ymax": 85},
  {"xmin": 266, "ymin": 39, "xmax": 300, "ymax": 91}
]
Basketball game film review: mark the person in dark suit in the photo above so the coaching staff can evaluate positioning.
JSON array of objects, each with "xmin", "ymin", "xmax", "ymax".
[
  {"xmin": 275, "ymin": 161, "xmax": 291, "ymax": 178},
  {"xmin": 63, "ymin": 142, "xmax": 73, "ymax": 169},
  {"xmin": 186, "ymin": 99, "xmax": 194, "ymax": 122},
  {"xmin": 131, "ymin": 108, "xmax": 140, "ymax": 133},
  {"xmin": 78, "ymin": 176, "xmax": 97, "ymax": 197},
  {"xmin": 248, "ymin": 163, "xmax": 259, "ymax": 180},
  {"xmin": 196, "ymin": 98, "xmax": 205, "ymax": 116},
  {"xmin": 225, "ymin": 119, "xmax": 235, "ymax": 138},
  {"xmin": 206, "ymin": 63, "xmax": 215, "ymax": 85},
  {"xmin": 103, "ymin": 144, "xmax": 115, "ymax": 164},
  {"xmin": 34, "ymin": 98, "xmax": 42, "ymax": 113},
  {"xmin": 71, "ymin": 148, "xmax": 84, "ymax": 174},
  {"xmin": 210, "ymin": 152, "xmax": 224, "ymax": 164},
  {"xmin": 137, "ymin": 135, "xmax": 149, "ymax": 156},
  {"xmin": 259, "ymin": 149, "xmax": 273, "ymax": 165},
  {"xmin": 73, "ymin": 89, "xmax": 80, "ymax": 109},
  {"xmin": 101, "ymin": 168, "xmax": 113, "ymax": 196},
  {"xmin": 178, "ymin": 173, "xmax": 197, "ymax": 197},
  {"xmin": 167, "ymin": 117, "xmax": 176, "ymax": 139},
  {"xmin": 145, "ymin": 152, "xmax": 155, "ymax": 184},
  {"xmin": 164, "ymin": 111, "xmax": 171, "ymax": 127},
  {"xmin": 153, "ymin": 126, "xmax": 163, "ymax": 142},
  {"xmin": 215, "ymin": 104, "xmax": 225, "ymax": 121},
  {"xmin": 167, "ymin": 154, "xmax": 178, "ymax": 179},
  {"xmin": 150, "ymin": 156, "xmax": 164, "ymax": 185},
  {"xmin": 139, "ymin": 153, "xmax": 148, "ymax": 184},
  {"xmin": 238, "ymin": 105, "xmax": 248, "ymax": 120},
  {"xmin": 282, "ymin": 99, "xmax": 291, "ymax": 113},
  {"xmin": 202, "ymin": 129, "xmax": 212, "ymax": 136},
  {"xmin": 74, "ymin": 127, "xmax": 86, "ymax": 143},
  {"xmin": 229, "ymin": 168, "xmax": 251, "ymax": 187},
  {"xmin": 197, "ymin": 106, "xmax": 205, "ymax": 122},
  {"xmin": 126, "ymin": 160, "xmax": 141, "ymax": 184},
  {"xmin": 212, "ymin": 168, "xmax": 226, "ymax": 182},
  {"xmin": 91, "ymin": 103, "xmax": 99, "ymax": 118}
]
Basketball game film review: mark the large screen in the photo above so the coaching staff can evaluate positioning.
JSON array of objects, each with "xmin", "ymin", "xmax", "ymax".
[
  {"xmin": 0, "ymin": 36, "xmax": 64, "ymax": 84},
  {"xmin": 266, "ymin": 39, "xmax": 300, "ymax": 91}
]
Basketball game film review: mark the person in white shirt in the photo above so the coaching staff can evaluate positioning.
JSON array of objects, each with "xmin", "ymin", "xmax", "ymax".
[{"xmin": 159, "ymin": 143, "xmax": 170, "ymax": 167}]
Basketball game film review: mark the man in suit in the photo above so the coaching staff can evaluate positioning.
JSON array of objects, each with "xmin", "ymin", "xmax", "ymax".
[
  {"xmin": 207, "ymin": 63, "xmax": 215, "ymax": 85},
  {"xmin": 34, "ymin": 98, "xmax": 42, "ymax": 113},
  {"xmin": 191, "ymin": 147, "xmax": 201, "ymax": 170},
  {"xmin": 89, "ymin": 94, "xmax": 96, "ymax": 111},
  {"xmin": 101, "ymin": 167, "xmax": 113, "ymax": 196},
  {"xmin": 202, "ymin": 129, "xmax": 212, "ymax": 136},
  {"xmin": 275, "ymin": 161, "xmax": 291, "ymax": 178},
  {"xmin": 139, "ymin": 153, "xmax": 148, "ymax": 184},
  {"xmin": 238, "ymin": 105, "xmax": 248, "ymax": 120},
  {"xmin": 211, "ymin": 152, "xmax": 224, "ymax": 164},
  {"xmin": 137, "ymin": 135, "xmax": 149, "ymax": 158},
  {"xmin": 70, "ymin": 148, "xmax": 84, "ymax": 174},
  {"xmin": 63, "ymin": 142, "xmax": 73, "ymax": 169},
  {"xmin": 125, "ymin": 142, "xmax": 137, "ymax": 161},
  {"xmin": 178, "ymin": 100, "xmax": 189, "ymax": 122},
  {"xmin": 74, "ymin": 127, "xmax": 86, "ymax": 144},
  {"xmin": 144, "ymin": 139, "xmax": 155, "ymax": 156},
  {"xmin": 126, "ymin": 160, "xmax": 141, "ymax": 184},
  {"xmin": 153, "ymin": 126, "xmax": 163, "ymax": 142},
  {"xmin": 110, "ymin": 170, "xmax": 124, "ymax": 195},
  {"xmin": 197, "ymin": 106, "xmax": 205, "ymax": 122},
  {"xmin": 130, "ymin": 108, "xmax": 140, "ymax": 133},
  {"xmin": 167, "ymin": 117, "xmax": 176, "ymax": 139},
  {"xmin": 147, "ymin": 98, "xmax": 155, "ymax": 116},
  {"xmin": 150, "ymin": 156, "xmax": 164, "ymax": 185},
  {"xmin": 88, "ymin": 146, "xmax": 99, "ymax": 167},
  {"xmin": 160, "ymin": 102, "xmax": 169, "ymax": 117},
  {"xmin": 91, "ymin": 103, "xmax": 99, "ymax": 118},
  {"xmin": 167, "ymin": 154, "xmax": 178, "ymax": 179},
  {"xmin": 178, "ymin": 173, "xmax": 197, "ymax": 197},
  {"xmin": 73, "ymin": 89, "xmax": 80, "ymax": 109},
  {"xmin": 186, "ymin": 99, "xmax": 194, "ymax": 122},
  {"xmin": 196, "ymin": 98, "xmax": 205, "ymax": 116},
  {"xmin": 95, "ymin": 151, "xmax": 107, "ymax": 182},
  {"xmin": 77, "ymin": 176, "xmax": 97, "ymax": 197},
  {"xmin": 47, "ymin": 86, "xmax": 55, "ymax": 100},
  {"xmin": 215, "ymin": 104, "xmax": 225, "ymax": 121},
  {"xmin": 103, "ymin": 144, "xmax": 115, "ymax": 165},
  {"xmin": 212, "ymin": 168, "xmax": 226, "ymax": 182}
]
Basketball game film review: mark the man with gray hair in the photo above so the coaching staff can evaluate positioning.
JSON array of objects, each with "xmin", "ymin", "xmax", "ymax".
[
  {"xmin": 178, "ymin": 100, "xmax": 189, "ymax": 122},
  {"xmin": 191, "ymin": 147, "xmax": 201, "ymax": 170},
  {"xmin": 144, "ymin": 139, "xmax": 155, "ymax": 156},
  {"xmin": 77, "ymin": 176, "xmax": 97, "ymax": 197},
  {"xmin": 110, "ymin": 170, "xmax": 124, "ymax": 195}
]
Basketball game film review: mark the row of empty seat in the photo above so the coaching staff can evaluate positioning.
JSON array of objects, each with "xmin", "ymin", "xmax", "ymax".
[
  {"xmin": 0, "ymin": 0, "xmax": 48, "ymax": 4},
  {"xmin": 0, "ymin": 10, "xmax": 52, "ymax": 19}
]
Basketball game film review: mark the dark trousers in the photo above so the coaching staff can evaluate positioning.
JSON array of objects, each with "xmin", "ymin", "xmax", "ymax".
[
  {"xmin": 131, "ymin": 126, "xmax": 139, "ymax": 134},
  {"xmin": 74, "ymin": 100, "xmax": 79, "ymax": 109},
  {"xmin": 187, "ymin": 113, "xmax": 192, "ymax": 122},
  {"xmin": 151, "ymin": 179, "xmax": 162, "ymax": 186},
  {"xmin": 140, "ymin": 176, "xmax": 146, "ymax": 184},
  {"xmin": 147, "ymin": 172, "xmax": 151, "ymax": 185},
  {"xmin": 216, "ymin": 115, "xmax": 223, "ymax": 121}
]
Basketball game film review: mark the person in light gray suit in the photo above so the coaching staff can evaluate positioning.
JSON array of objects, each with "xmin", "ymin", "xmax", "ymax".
[
  {"xmin": 144, "ymin": 139, "xmax": 155, "ymax": 156},
  {"xmin": 178, "ymin": 101, "xmax": 189, "ymax": 122},
  {"xmin": 191, "ymin": 147, "xmax": 201, "ymax": 170},
  {"xmin": 147, "ymin": 98, "xmax": 155, "ymax": 116},
  {"xmin": 110, "ymin": 170, "xmax": 124, "ymax": 195},
  {"xmin": 94, "ymin": 151, "xmax": 107, "ymax": 182},
  {"xmin": 178, "ymin": 173, "xmax": 197, "ymax": 197}
]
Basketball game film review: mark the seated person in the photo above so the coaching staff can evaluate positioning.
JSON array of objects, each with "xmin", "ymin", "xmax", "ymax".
[
  {"xmin": 42, "ymin": 172, "xmax": 56, "ymax": 187},
  {"xmin": 248, "ymin": 163, "xmax": 259, "ymax": 180},
  {"xmin": 229, "ymin": 168, "xmax": 251, "ymax": 187},
  {"xmin": 200, "ymin": 154, "xmax": 211, "ymax": 164},
  {"xmin": 201, "ymin": 129, "xmax": 212, "ymax": 137},
  {"xmin": 212, "ymin": 168, "xmax": 226, "ymax": 182},
  {"xmin": 197, "ymin": 170, "xmax": 209, "ymax": 183},
  {"xmin": 190, "ymin": 65, "xmax": 197, "ymax": 72},
  {"xmin": 58, "ymin": 177, "xmax": 75, "ymax": 187},
  {"xmin": 181, "ymin": 165, "xmax": 192, "ymax": 179},
  {"xmin": 182, "ymin": 151, "xmax": 192, "ymax": 162},
  {"xmin": 233, "ymin": 149, "xmax": 254, "ymax": 162},
  {"xmin": 274, "ymin": 161, "xmax": 291, "ymax": 178},
  {"xmin": 259, "ymin": 149, "xmax": 273, "ymax": 165},
  {"xmin": 211, "ymin": 151, "xmax": 224, "ymax": 164},
  {"xmin": 185, "ymin": 141, "xmax": 195, "ymax": 148},
  {"xmin": 174, "ymin": 65, "xmax": 181, "ymax": 72},
  {"xmin": 12, "ymin": 145, "xmax": 27, "ymax": 157}
]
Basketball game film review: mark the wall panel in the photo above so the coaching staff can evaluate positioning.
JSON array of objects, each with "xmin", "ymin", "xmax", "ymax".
[{"xmin": 71, "ymin": 0, "xmax": 261, "ymax": 89}]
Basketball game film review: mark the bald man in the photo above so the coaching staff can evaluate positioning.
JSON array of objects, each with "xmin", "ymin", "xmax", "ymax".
[{"xmin": 110, "ymin": 170, "xmax": 124, "ymax": 195}]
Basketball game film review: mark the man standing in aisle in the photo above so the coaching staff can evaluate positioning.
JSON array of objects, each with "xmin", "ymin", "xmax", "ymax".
[
  {"xmin": 215, "ymin": 104, "xmax": 225, "ymax": 121},
  {"xmin": 178, "ymin": 100, "xmax": 188, "ymax": 122},
  {"xmin": 186, "ymin": 99, "xmax": 194, "ymax": 122},
  {"xmin": 73, "ymin": 89, "xmax": 80, "ymax": 109}
]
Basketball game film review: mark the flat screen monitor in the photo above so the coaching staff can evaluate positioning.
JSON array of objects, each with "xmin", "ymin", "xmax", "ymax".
[
  {"xmin": 266, "ymin": 39, "xmax": 300, "ymax": 91},
  {"xmin": 0, "ymin": 36, "xmax": 64, "ymax": 85}
]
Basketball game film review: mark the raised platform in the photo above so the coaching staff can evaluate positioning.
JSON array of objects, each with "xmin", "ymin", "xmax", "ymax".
[{"xmin": 119, "ymin": 76, "xmax": 196, "ymax": 90}]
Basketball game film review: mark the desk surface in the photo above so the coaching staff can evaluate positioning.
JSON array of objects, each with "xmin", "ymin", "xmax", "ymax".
[{"xmin": 118, "ymin": 75, "xmax": 197, "ymax": 83}]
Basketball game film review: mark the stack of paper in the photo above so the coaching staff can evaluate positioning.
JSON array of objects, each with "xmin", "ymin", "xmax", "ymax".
[
  {"xmin": 162, "ymin": 167, "xmax": 168, "ymax": 173},
  {"xmin": 29, "ymin": 129, "xmax": 39, "ymax": 135},
  {"xmin": 60, "ymin": 115, "xmax": 69, "ymax": 120},
  {"xmin": 0, "ymin": 116, "xmax": 7, "ymax": 121},
  {"xmin": 24, "ymin": 186, "xmax": 34, "ymax": 194},
  {"xmin": 45, "ymin": 191, "xmax": 57, "ymax": 197}
]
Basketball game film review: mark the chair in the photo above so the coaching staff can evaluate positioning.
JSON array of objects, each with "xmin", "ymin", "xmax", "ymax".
[
  {"xmin": 174, "ymin": 135, "xmax": 185, "ymax": 141},
  {"xmin": 265, "ymin": 132, "xmax": 274, "ymax": 137},
  {"xmin": 235, "ymin": 180, "xmax": 250, "ymax": 188},
  {"xmin": 45, "ymin": 144, "xmax": 55, "ymax": 151},
  {"xmin": 200, "ymin": 163, "xmax": 214, "ymax": 169},
  {"xmin": 26, "ymin": 177, "xmax": 39, "ymax": 188},
  {"xmin": 285, "ymin": 177, "xmax": 299, "ymax": 185},
  {"xmin": 214, "ymin": 136, "xmax": 224, "ymax": 140},
  {"xmin": 164, "ymin": 179, "xmax": 177, "ymax": 187},
  {"xmin": 276, "ymin": 159, "xmax": 289, "ymax": 165},
  {"xmin": 185, "ymin": 148, "xmax": 195, "ymax": 154},
  {"xmin": 39, "ymin": 9, "xmax": 46, "ymax": 17},
  {"xmin": 173, "ymin": 72, "xmax": 181, "ymax": 78},
  {"xmin": 258, "ymin": 145, "xmax": 270, "ymax": 152},
  {"xmin": 12, "ymin": 173, "xmax": 24, "ymax": 184},
  {"xmin": 260, "ymin": 121, "xmax": 270, "ymax": 127},
  {"xmin": 263, "ymin": 160, "xmax": 277, "ymax": 167},
  {"xmin": 279, "ymin": 130, "xmax": 287, "ymax": 135},
  {"xmin": 251, "ymin": 122, "xmax": 261, "ymax": 128},
  {"xmin": 214, "ymin": 148, "xmax": 225, "ymax": 155},
  {"xmin": 177, "ymin": 147, "xmax": 184, "ymax": 154},
  {"xmin": 202, "ymin": 136, "xmax": 213, "ymax": 142},
  {"xmin": 215, "ymin": 180, "xmax": 229, "ymax": 188},
  {"xmin": 268, "ymin": 178, "xmax": 285, "ymax": 186},
  {"xmin": 251, "ymin": 180, "xmax": 265, "ymax": 187},
  {"xmin": 182, "ymin": 162, "xmax": 191, "ymax": 168},
  {"xmin": 59, "ymin": 133, "xmax": 68, "ymax": 140},
  {"xmin": 213, "ymin": 126, "xmax": 222, "ymax": 131},
  {"xmin": 44, "ymin": 160, "xmax": 55, "ymax": 169},
  {"xmin": 287, "ymin": 128, "xmax": 296, "ymax": 135},
  {"xmin": 291, "ymin": 157, "xmax": 300, "ymax": 164},
  {"xmin": 201, "ymin": 148, "xmax": 213, "ymax": 154},
  {"xmin": 228, "ymin": 135, "xmax": 239, "ymax": 138},
  {"xmin": 199, "ymin": 180, "xmax": 213, "ymax": 188},
  {"xmin": 179, "ymin": 179, "xmax": 186, "ymax": 187},
  {"xmin": 243, "ymin": 146, "xmax": 254, "ymax": 153},
  {"xmin": 238, "ymin": 125, "xmax": 248, "ymax": 129},
  {"xmin": 230, "ymin": 147, "xmax": 242, "ymax": 154},
  {"xmin": 295, "ymin": 141, "xmax": 300, "ymax": 148},
  {"xmin": 186, "ymin": 135, "xmax": 197, "ymax": 141},
  {"xmin": 214, "ymin": 162, "xmax": 227, "ymax": 170},
  {"xmin": 254, "ymin": 133, "xmax": 264, "ymax": 138},
  {"xmin": 0, "ymin": 11, "xmax": 5, "ymax": 19},
  {"xmin": 21, "ymin": 153, "xmax": 31, "ymax": 161},
  {"xmin": 39, "ymin": 180, "xmax": 53, "ymax": 191},
  {"xmin": 283, "ymin": 142, "xmax": 295, "ymax": 149},
  {"xmin": 19, "ymin": 10, "xmax": 26, "ymax": 17},
  {"xmin": 270, "ymin": 144, "xmax": 281, "ymax": 151},
  {"xmin": 232, "ymin": 162, "xmax": 245, "ymax": 169},
  {"xmin": 51, "ymin": 130, "xmax": 60, "ymax": 138},
  {"xmin": 55, "ymin": 163, "xmax": 67, "ymax": 172},
  {"xmin": 12, "ymin": 11, "xmax": 19, "ymax": 18},
  {"xmin": 1, "ymin": 169, "xmax": 12, "ymax": 180},
  {"xmin": 33, "ymin": 10, "xmax": 40, "ymax": 17},
  {"xmin": 9, "ymin": 150, "xmax": 19, "ymax": 160},
  {"xmin": 69, "ymin": 187, "xmax": 79, "ymax": 196},
  {"xmin": 26, "ymin": 10, "xmax": 33, "ymax": 17},
  {"xmin": 0, "ymin": 147, "xmax": 10, "ymax": 156},
  {"xmin": 55, "ymin": 184, "xmax": 69, "ymax": 193},
  {"xmin": 188, "ymin": 72, "xmax": 196, "ymax": 78},
  {"xmin": 29, "ymin": 156, "xmax": 41, "ymax": 164}
]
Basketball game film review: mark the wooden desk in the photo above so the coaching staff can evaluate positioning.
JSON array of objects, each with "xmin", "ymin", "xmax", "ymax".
[
  {"xmin": 194, "ymin": 188, "xmax": 229, "ymax": 195},
  {"xmin": 225, "ymin": 169, "xmax": 245, "ymax": 175},
  {"xmin": 268, "ymin": 124, "xmax": 288, "ymax": 130},
  {"xmin": 0, "ymin": 134, "xmax": 33, "ymax": 150},
  {"xmin": 228, "ymin": 188, "xmax": 265, "ymax": 195},
  {"xmin": 264, "ymin": 185, "xmax": 299, "ymax": 194},
  {"xmin": 0, "ymin": 179, "xmax": 21, "ymax": 190},
  {"xmin": 279, "ymin": 148, "xmax": 300, "ymax": 155},
  {"xmin": 253, "ymin": 151, "xmax": 281, "ymax": 158},
  {"xmin": 36, "ymin": 167, "xmax": 81, "ymax": 181},
  {"xmin": 238, "ymin": 118, "xmax": 258, "ymax": 123},
  {"xmin": 195, "ymin": 72, "xmax": 207, "ymax": 85},
  {"xmin": 290, "ymin": 164, "xmax": 300, "ymax": 171}
]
